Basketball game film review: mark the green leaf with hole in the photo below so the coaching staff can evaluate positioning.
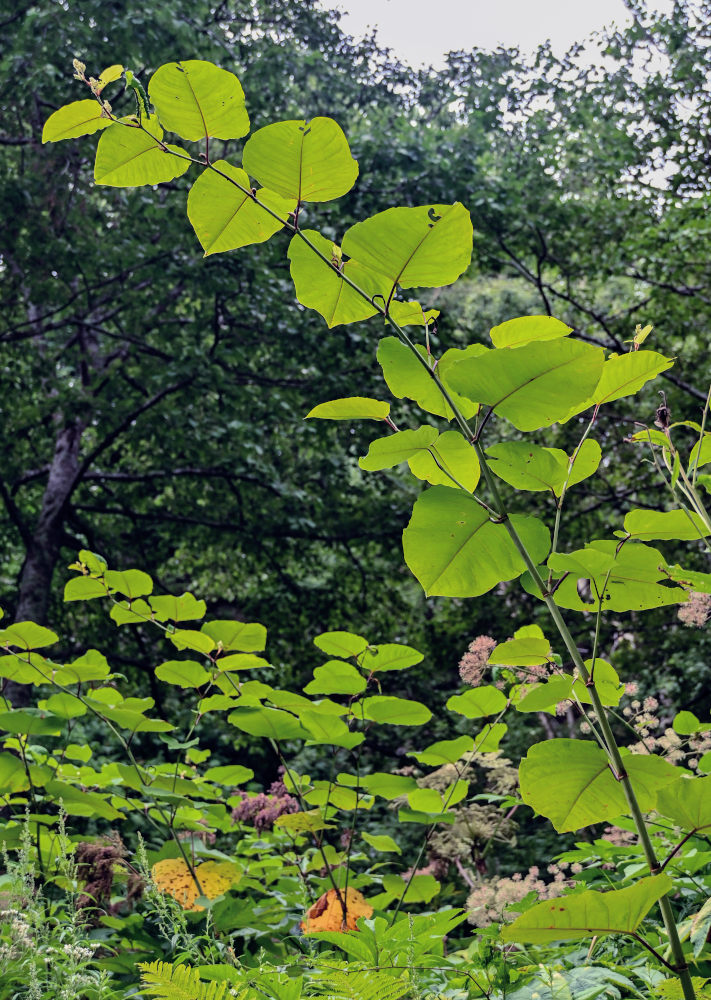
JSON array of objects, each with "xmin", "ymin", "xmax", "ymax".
[
  {"xmin": 446, "ymin": 685, "xmax": 507, "ymax": 718},
  {"xmin": 187, "ymin": 162, "xmax": 295, "ymax": 256},
  {"xmin": 408, "ymin": 430, "xmax": 480, "ymax": 491},
  {"xmin": 243, "ymin": 117, "xmax": 357, "ymax": 202},
  {"xmin": 360, "ymin": 696, "xmax": 431, "ymax": 726},
  {"xmin": 490, "ymin": 315, "xmax": 572, "ymax": 349},
  {"xmin": 377, "ymin": 337, "xmax": 479, "ymax": 421},
  {"xmin": 502, "ymin": 875, "xmax": 672, "ymax": 944},
  {"xmin": 155, "ymin": 660, "xmax": 211, "ymax": 688},
  {"xmin": 149, "ymin": 593, "xmax": 206, "ymax": 622},
  {"xmin": 359, "ymin": 426, "xmax": 437, "ymax": 471},
  {"xmin": 520, "ymin": 739, "xmax": 678, "ymax": 832},
  {"xmin": 148, "ymin": 60, "xmax": 249, "ymax": 141},
  {"xmin": 306, "ymin": 398, "xmax": 390, "ymax": 422},
  {"xmin": 43, "ymin": 100, "xmax": 112, "ymax": 143},
  {"xmin": 201, "ymin": 621, "xmax": 266, "ymax": 652},
  {"xmin": 656, "ymin": 775, "xmax": 711, "ymax": 832},
  {"xmin": 304, "ymin": 661, "xmax": 367, "ymax": 695},
  {"xmin": 403, "ymin": 486, "xmax": 550, "ymax": 597},
  {"xmin": 94, "ymin": 117, "xmax": 189, "ymax": 187},
  {"xmin": 342, "ymin": 203, "xmax": 473, "ymax": 290},
  {"xmin": 360, "ymin": 643, "xmax": 423, "ymax": 672},
  {"xmin": 448, "ymin": 339, "xmax": 605, "ymax": 432},
  {"xmin": 288, "ymin": 231, "xmax": 390, "ymax": 328},
  {"xmin": 622, "ymin": 509, "xmax": 710, "ymax": 542}
]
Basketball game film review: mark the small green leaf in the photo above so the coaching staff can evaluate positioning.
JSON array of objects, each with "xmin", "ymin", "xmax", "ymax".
[
  {"xmin": 502, "ymin": 875, "xmax": 672, "ymax": 944},
  {"xmin": 288, "ymin": 231, "xmax": 389, "ymax": 328},
  {"xmin": 148, "ymin": 60, "xmax": 249, "ymax": 141},
  {"xmin": 155, "ymin": 660, "xmax": 211, "ymax": 688},
  {"xmin": 64, "ymin": 576, "xmax": 108, "ymax": 602},
  {"xmin": 94, "ymin": 117, "xmax": 189, "ymax": 187},
  {"xmin": 360, "ymin": 696, "xmax": 432, "ymax": 726},
  {"xmin": 408, "ymin": 431, "xmax": 480, "ymax": 491},
  {"xmin": 168, "ymin": 630, "xmax": 215, "ymax": 655},
  {"xmin": 381, "ymin": 873, "xmax": 440, "ymax": 903},
  {"xmin": 306, "ymin": 397, "xmax": 390, "ymax": 422},
  {"xmin": 44, "ymin": 693, "xmax": 86, "ymax": 719},
  {"xmin": 474, "ymin": 722, "xmax": 507, "ymax": 752},
  {"xmin": 592, "ymin": 351, "xmax": 674, "ymax": 405},
  {"xmin": 515, "ymin": 676, "xmax": 573, "ymax": 714},
  {"xmin": 214, "ymin": 653, "xmax": 270, "ymax": 672},
  {"xmin": 242, "ymin": 117, "xmax": 358, "ymax": 202},
  {"xmin": 203, "ymin": 765, "xmax": 254, "ymax": 785},
  {"xmin": 672, "ymin": 710, "xmax": 703, "ymax": 735},
  {"xmin": 104, "ymin": 569, "xmax": 153, "ymax": 598},
  {"xmin": 55, "ymin": 650, "xmax": 110, "ymax": 684},
  {"xmin": 387, "ymin": 300, "xmax": 439, "ymax": 327},
  {"xmin": 490, "ymin": 315, "xmax": 572, "ymax": 349},
  {"xmin": 403, "ymin": 486, "xmax": 550, "ymax": 598},
  {"xmin": 201, "ymin": 620, "xmax": 266, "ymax": 652},
  {"xmin": 408, "ymin": 735, "xmax": 475, "ymax": 766},
  {"xmin": 0, "ymin": 752, "xmax": 29, "ymax": 794},
  {"xmin": 110, "ymin": 599, "xmax": 152, "ymax": 626},
  {"xmin": 43, "ymin": 100, "xmax": 112, "ymax": 142},
  {"xmin": 359, "ymin": 772, "xmax": 418, "ymax": 798},
  {"xmin": 377, "ymin": 337, "xmax": 479, "ymax": 421},
  {"xmin": 0, "ymin": 623, "xmax": 58, "ymax": 650},
  {"xmin": 187, "ymin": 162, "xmax": 295, "ymax": 256},
  {"xmin": 228, "ymin": 706, "xmax": 309, "ymax": 741},
  {"xmin": 304, "ymin": 661, "xmax": 366, "ymax": 695},
  {"xmin": 486, "ymin": 441, "xmax": 567, "ymax": 493},
  {"xmin": 447, "ymin": 686, "xmax": 507, "ymax": 718},
  {"xmin": 489, "ymin": 636, "xmax": 552, "ymax": 667},
  {"xmin": 362, "ymin": 832, "xmax": 401, "ymax": 853},
  {"xmin": 149, "ymin": 593, "xmax": 206, "ymax": 622},
  {"xmin": 689, "ymin": 433, "xmax": 711, "ymax": 471},
  {"xmin": 622, "ymin": 509, "xmax": 710, "ymax": 542},
  {"xmin": 341, "ymin": 203, "xmax": 473, "ymax": 290},
  {"xmin": 359, "ymin": 643, "xmax": 423, "ymax": 672},
  {"xmin": 359, "ymin": 426, "xmax": 437, "ymax": 471},
  {"xmin": 313, "ymin": 630, "xmax": 369, "ymax": 658}
]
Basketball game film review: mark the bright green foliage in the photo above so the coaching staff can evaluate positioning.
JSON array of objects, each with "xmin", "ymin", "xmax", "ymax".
[
  {"xmin": 448, "ymin": 339, "xmax": 605, "ymax": 431},
  {"xmin": 377, "ymin": 337, "xmax": 479, "ymax": 420},
  {"xmin": 42, "ymin": 99, "xmax": 112, "ymax": 142},
  {"xmin": 592, "ymin": 350, "xmax": 675, "ymax": 405},
  {"xmin": 407, "ymin": 430, "xmax": 480, "ymax": 490},
  {"xmin": 187, "ymin": 162, "xmax": 295, "ymax": 255},
  {"xmin": 94, "ymin": 117, "xmax": 190, "ymax": 187},
  {"xmin": 305, "ymin": 398, "xmax": 390, "ymax": 421},
  {"xmin": 446, "ymin": 685, "xmax": 507, "ymax": 718},
  {"xmin": 656, "ymin": 775, "xmax": 711, "ymax": 833},
  {"xmin": 148, "ymin": 60, "xmax": 249, "ymax": 141},
  {"xmin": 622, "ymin": 508, "xmax": 710, "ymax": 542},
  {"xmin": 403, "ymin": 487, "xmax": 550, "ymax": 596},
  {"xmin": 242, "ymin": 117, "xmax": 358, "ymax": 201},
  {"xmin": 359, "ymin": 426, "xmax": 437, "ymax": 471},
  {"xmin": 487, "ymin": 438, "xmax": 601, "ymax": 494},
  {"xmin": 502, "ymin": 875, "xmax": 672, "ymax": 943},
  {"xmin": 489, "ymin": 314, "xmax": 572, "ymax": 348}
]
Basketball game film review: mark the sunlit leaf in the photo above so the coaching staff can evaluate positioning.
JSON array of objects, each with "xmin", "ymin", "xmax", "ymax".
[{"xmin": 148, "ymin": 60, "xmax": 249, "ymax": 141}]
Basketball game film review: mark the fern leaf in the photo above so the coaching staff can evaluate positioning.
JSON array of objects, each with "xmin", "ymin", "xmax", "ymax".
[
  {"xmin": 138, "ymin": 960, "xmax": 229, "ymax": 1000},
  {"xmin": 309, "ymin": 969, "xmax": 410, "ymax": 1000}
]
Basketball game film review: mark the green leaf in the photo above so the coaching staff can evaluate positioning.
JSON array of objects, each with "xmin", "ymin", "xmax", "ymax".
[
  {"xmin": 360, "ymin": 696, "xmax": 432, "ymax": 726},
  {"xmin": 359, "ymin": 643, "xmax": 423, "ymax": 672},
  {"xmin": 673, "ymin": 710, "xmax": 703, "ymax": 735},
  {"xmin": 690, "ymin": 899, "xmax": 711, "ymax": 960},
  {"xmin": 155, "ymin": 660, "xmax": 211, "ymax": 689},
  {"xmin": 168, "ymin": 629, "xmax": 215, "ymax": 655},
  {"xmin": 381, "ymin": 873, "xmax": 440, "ymax": 903},
  {"xmin": 447, "ymin": 339, "xmax": 605, "ymax": 432},
  {"xmin": 408, "ymin": 787, "xmax": 445, "ymax": 812},
  {"xmin": 76, "ymin": 550, "xmax": 108, "ymax": 574},
  {"xmin": 515, "ymin": 676, "xmax": 573, "ymax": 714},
  {"xmin": 563, "ymin": 439, "xmax": 603, "ymax": 493},
  {"xmin": 148, "ymin": 60, "xmax": 249, "ymax": 141},
  {"xmin": 201, "ymin": 621, "xmax": 266, "ymax": 652},
  {"xmin": 377, "ymin": 337, "xmax": 479, "ymax": 421},
  {"xmin": 407, "ymin": 431, "xmax": 480, "ymax": 491},
  {"xmin": 0, "ymin": 752, "xmax": 29, "ymax": 794},
  {"xmin": 622, "ymin": 509, "xmax": 710, "ymax": 542},
  {"xmin": 388, "ymin": 300, "xmax": 439, "ymax": 327},
  {"xmin": 359, "ymin": 426, "xmax": 437, "ymax": 471},
  {"xmin": 94, "ymin": 117, "xmax": 189, "ymax": 187},
  {"xmin": 288, "ymin": 231, "xmax": 389, "ymax": 328},
  {"xmin": 110, "ymin": 599, "xmax": 152, "ymax": 626},
  {"xmin": 149, "ymin": 593, "xmax": 206, "ymax": 622},
  {"xmin": 313, "ymin": 631, "xmax": 369, "ymax": 658},
  {"xmin": 0, "ymin": 623, "xmax": 58, "ymax": 650},
  {"xmin": 656, "ymin": 775, "xmax": 711, "ymax": 832},
  {"xmin": 214, "ymin": 653, "xmax": 269, "ymax": 672},
  {"xmin": 520, "ymin": 739, "xmax": 679, "ymax": 832},
  {"xmin": 0, "ymin": 710, "xmax": 62, "ymax": 735},
  {"xmin": 572, "ymin": 659, "xmax": 623, "ymax": 707},
  {"xmin": 187, "ymin": 162, "xmax": 295, "ymax": 256},
  {"xmin": 44, "ymin": 693, "xmax": 86, "ymax": 719},
  {"xmin": 306, "ymin": 397, "xmax": 390, "ymax": 422},
  {"xmin": 242, "ymin": 117, "xmax": 358, "ymax": 202},
  {"xmin": 403, "ymin": 486, "xmax": 550, "ymax": 597},
  {"xmin": 489, "ymin": 636, "xmax": 552, "ymax": 667},
  {"xmin": 408, "ymin": 735, "xmax": 475, "ymax": 766},
  {"xmin": 474, "ymin": 722, "xmax": 507, "ymax": 751},
  {"xmin": 359, "ymin": 772, "xmax": 418, "ymax": 799},
  {"xmin": 55, "ymin": 650, "xmax": 110, "ymax": 684},
  {"xmin": 502, "ymin": 875, "xmax": 672, "ymax": 944},
  {"xmin": 689, "ymin": 433, "xmax": 711, "ymax": 471},
  {"xmin": 486, "ymin": 441, "xmax": 567, "ymax": 493},
  {"xmin": 203, "ymin": 765, "xmax": 253, "ymax": 786},
  {"xmin": 362, "ymin": 832, "xmax": 401, "ymax": 854},
  {"xmin": 304, "ymin": 661, "xmax": 367, "ymax": 695},
  {"xmin": 64, "ymin": 576, "xmax": 108, "ymax": 601},
  {"xmin": 228, "ymin": 706, "xmax": 309, "ymax": 741},
  {"xmin": 490, "ymin": 315, "xmax": 572, "ymax": 349},
  {"xmin": 341, "ymin": 203, "xmax": 473, "ymax": 290},
  {"xmin": 446, "ymin": 685, "xmax": 507, "ymax": 718},
  {"xmin": 592, "ymin": 351, "xmax": 674, "ymax": 405},
  {"xmin": 43, "ymin": 100, "xmax": 112, "ymax": 143},
  {"xmin": 301, "ymin": 710, "xmax": 363, "ymax": 748},
  {"xmin": 104, "ymin": 569, "xmax": 153, "ymax": 598}
]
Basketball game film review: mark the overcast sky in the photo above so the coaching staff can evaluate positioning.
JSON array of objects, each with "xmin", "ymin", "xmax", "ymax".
[{"xmin": 317, "ymin": 0, "xmax": 673, "ymax": 67}]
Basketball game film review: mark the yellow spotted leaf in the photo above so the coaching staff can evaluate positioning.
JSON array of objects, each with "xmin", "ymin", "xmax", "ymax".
[{"xmin": 151, "ymin": 858, "xmax": 239, "ymax": 911}]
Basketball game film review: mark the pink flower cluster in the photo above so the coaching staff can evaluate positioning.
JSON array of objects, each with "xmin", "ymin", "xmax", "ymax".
[
  {"xmin": 466, "ymin": 863, "xmax": 573, "ymax": 928},
  {"xmin": 459, "ymin": 636, "xmax": 497, "ymax": 687},
  {"xmin": 678, "ymin": 592, "xmax": 711, "ymax": 628},
  {"xmin": 231, "ymin": 778, "xmax": 299, "ymax": 832}
]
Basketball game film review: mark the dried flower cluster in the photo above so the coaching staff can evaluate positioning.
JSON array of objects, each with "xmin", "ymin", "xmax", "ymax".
[
  {"xmin": 459, "ymin": 636, "xmax": 497, "ymax": 686},
  {"xmin": 466, "ymin": 863, "xmax": 573, "ymax": 928},
  {"xmin": 678, "ymin": 591, "xmax": 711, "ymax": 627},
  {"xmin": 231, "ymin": 778, "xmax": 299, "ymax": 831}
]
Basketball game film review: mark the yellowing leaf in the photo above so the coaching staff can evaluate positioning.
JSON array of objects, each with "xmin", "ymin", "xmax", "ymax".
[
  {"xmin": 301, "ymin": 886, "xmax": 373, "ymax": 933},
  {"xmin": 151, "ymin": 858, "xmax": 239, "ymax": 911}
]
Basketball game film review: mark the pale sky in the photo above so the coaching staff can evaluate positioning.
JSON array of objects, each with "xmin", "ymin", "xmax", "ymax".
[{"xmin": 317, "ymin": 0, "xmax": 673, "ymax": 67}]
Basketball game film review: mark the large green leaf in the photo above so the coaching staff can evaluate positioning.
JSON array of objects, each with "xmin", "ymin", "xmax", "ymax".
[
  {"xmin": 447, "ymin": 339, "xmax": 605, "ymax": 432},
  {"xmin": 446, "ymin": 685, "xmax": 507, "ymax": 718},
  {"xmin": 304, "ymin": 661, "xmax": 367, "ymax": 695},
  {"xmin": 341, "ymin": 203, "xmax": 473, "ymax": 290},
  {"xmin": 228, "ymin": 706, "xmax": 309, "ymax": 741},
  {"xmin": 148, "ymin": 60, "xmax": 249, "ymax": 141},
  {"xmin": 490, "ymin": 315, "xmax": 572, "ymax": 349},
  {"xmin": 542, "ymin": 541, "xmax": 688, "ymax": 613},
  {"xmin": 592, "ymin": 351, "xmax": 674, "ymax": 405},
  {"xmin": 377, "ymin": 337, "xmax": 479, "ymax": 421},
  {"xmin": 313, "ymin": 630, "xmax": 369, "ymax": 658},
  {"xmin": 288, "ymin": 231, "xmax": 389, "ymax": 328},
  {"xmin": 43, "ymin": 100, "xmax": 112, "ymax": 143},
  {"xmin": 242, "ymin": 117, "xmax": 358, "ymax": 202},
  {"xmin": 502, "ymin": 875, "xmax": 672, "ymax": 944},
  {"xmin": 403, "ymin": 486, "xmax": 550, "ymax": 597},
  {"xmin": 0, "ymin": 622, "xmax": 58, "ymax": 650},
  {"xmin": 154, "ymin": 660, "xmax": 211, "ymax": 689},
  {"xmin": 656, "ymin": 775, "xmax": 711, "ymax": 833},
  {"xmin": 201, "ymin": 620, "xmax": 266, "ymax": 652},
  {"xmin": 306, "ymin": 398, "xmax": 390, "ymax": 421},
  {"xmin": 187, "ymin": 162, "xmax": 295, "ymax": 256},
  {"xmin": 359, "ymin": 426, "xmax": 437, "ymax": 471},
  {"xmin": 622, "ymin": 508, "xmax": 710, "ymax": 542},
  {"xmin": 486, "ymin": 441, "xmax": 567, "ymax": 493},
  {"xmin": 520, "ymin": 739, "xmax": 678, "ymax": 832},
  {"xmin": 0, "ymin": 752, "xmax": 29, "ymax": 794},
  {"xmin": 360, "ymin": 696, "xmax": 431, "ymax": 726},
  {"xmin": 94, "ymin": 117, "xmax": 190, "ymax": 187},
  {"xmin": 408, "ymin": 430, "xmax": 480, "ymax": 491},
  {"xmin": 103, "ymin": 569, "xmax": 153, "ymax": 598},
  {"xmin": 149, "ymin": 593, "xmax": 206, "ymax": 622}
]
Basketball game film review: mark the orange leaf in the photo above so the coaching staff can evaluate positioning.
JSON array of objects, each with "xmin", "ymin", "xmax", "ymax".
[{"xmin": 301, "ymin": 886, "xmax": 373, "ymax": 933}]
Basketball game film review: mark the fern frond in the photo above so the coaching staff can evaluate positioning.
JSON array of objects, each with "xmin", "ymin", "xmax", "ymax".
[
  {"xmin": 138, "ymin": 960, "xmax": 230, "ymax": 1000},
  {"xmin": 309, "ymin": 969, "xmax": 410, "ymax": 1000}
]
